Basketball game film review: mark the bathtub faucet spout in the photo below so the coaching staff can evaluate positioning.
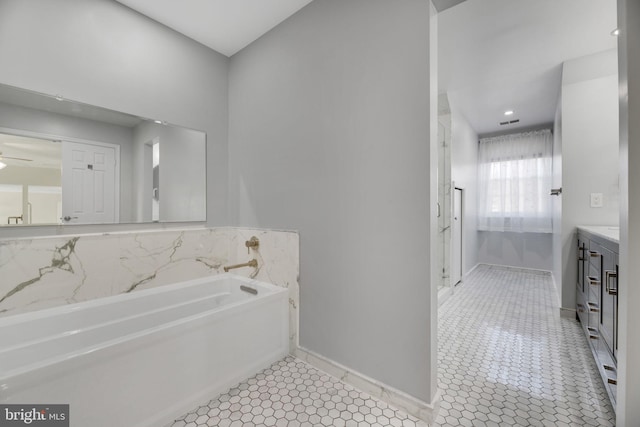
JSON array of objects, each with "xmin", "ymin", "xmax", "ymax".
[{"xmin": 223, "ymin": 259, "xmax": 258, "ymax": 272}]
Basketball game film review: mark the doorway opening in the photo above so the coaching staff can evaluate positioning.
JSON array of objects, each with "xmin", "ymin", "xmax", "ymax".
[
  {"xmin": 0, "ymin": 128, "xmax": 119, "ymax": 226},
  {"xmin": 434, "ymin": 0, "xmax": 619, "ymax": 423}
]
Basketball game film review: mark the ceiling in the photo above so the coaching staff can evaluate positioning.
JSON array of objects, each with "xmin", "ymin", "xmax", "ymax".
[
  {"xmin": 432, "ymin": 0, "xmax": 467, "ymax": 13},
  {"xmin": 0, "ymin": 133, "xmax": 61, "ymax": 169},
  {"xmin": 439, "ymin": 0, "xmax": 618, "ymax": 136},
  {"xmin": 115, "ymin": 0, "xmax": 617, "ymax": 136},
  {"xmin": 116, "ymin": 0, "xmax": 313, "ymax": 57}
]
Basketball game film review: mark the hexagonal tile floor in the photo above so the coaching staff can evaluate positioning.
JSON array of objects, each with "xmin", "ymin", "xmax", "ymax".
[
  {"xmin": 434, "ymin": 264, "xmax": 615, "ymax": 427},
  {"xmin": 165, "ymin": 357, "xmax": 428, "ymax": 427},
  {"xmin": 167, "ymin": 264, "xmax": 615, "ymax": 427}
]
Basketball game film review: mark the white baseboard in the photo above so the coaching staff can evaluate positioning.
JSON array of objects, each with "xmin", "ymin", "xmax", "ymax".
[
  {"xmin": 294, "ymin": 347, "xmax": 440, "ymax": 424},
  {"xmin": 560, "ymin": 307, "xmax": 576, "ymax": 319},
  {"xmin": 465, "ymin": 263, "xmax": 481, "ymax": 277},
  {"xmin": 437, "ymin": 285, "xmax": 454, "ymax": 306},
  {"xmin": 477, "ymin": 262, "xmax": 552, "ymax": 275}
]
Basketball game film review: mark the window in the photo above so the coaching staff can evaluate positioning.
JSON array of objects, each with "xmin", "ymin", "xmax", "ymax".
[{"xmin": 478, "ymin": 129, "xmax": 553, "ymax": 233}]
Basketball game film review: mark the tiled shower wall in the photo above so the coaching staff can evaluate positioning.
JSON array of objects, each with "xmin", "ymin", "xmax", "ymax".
[{"xmin": 0, "ymin": 227, "xmax": 299, "ymax": 350}]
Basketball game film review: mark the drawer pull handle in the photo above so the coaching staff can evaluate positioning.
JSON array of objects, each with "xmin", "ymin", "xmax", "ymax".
[
  {"xmin": 587, "ymin": 302, "xmax": 600, "ymax": 312},
  {"xmin": 588, "ymin": 277, "xmax": 600, "ymax": 286},
  {"xmin": 603, "ymin": 364, "xmax": 616, "ymax": 372},
  {"xmin": 608, "ymin": 378, "xmax": 617, "ymax": 385},
  {"xmin": 589, "ymin": 251, "xmax": 601, "ymax": 257},
  {"xmin": 605, "ymin": 270, "xmax": 618, "ymax": 296}
]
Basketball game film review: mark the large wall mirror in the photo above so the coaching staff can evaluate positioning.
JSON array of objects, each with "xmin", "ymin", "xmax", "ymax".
[{"xmin": 0, "ymin": 83, "xmax": 206, "ymax": 226}]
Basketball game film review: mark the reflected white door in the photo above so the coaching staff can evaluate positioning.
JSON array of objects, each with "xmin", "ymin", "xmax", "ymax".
[
  {"xmin": 62, "ymin": 141, "xmax": 117, "ymax": 224},
  {"xmin": 452, "ymin": 187, "xmax": 463, "ymax": 285}
]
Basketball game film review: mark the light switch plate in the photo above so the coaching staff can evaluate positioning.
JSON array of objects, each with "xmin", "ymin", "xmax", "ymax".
[{"xmin": 591, "ymin": 193, "xmax": 603, "ymax": 208}]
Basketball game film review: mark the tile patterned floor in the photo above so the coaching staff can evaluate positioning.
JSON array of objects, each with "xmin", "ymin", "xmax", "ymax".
[
  {"xmin": 168, "ymin": 263, "xmax": 614, "ymax": 427},
  {"xmin": 166, "ymin": 357, "xmax": 428, "ymax": 427},
  {"xmin": 434, "ymin": 264, "xmax": 615, "ymax": 427}
]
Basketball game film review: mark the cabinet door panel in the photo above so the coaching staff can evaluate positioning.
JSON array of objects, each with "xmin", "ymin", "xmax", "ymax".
[{"xmin": 600, "ymin": 247, "xmax": 616, "ymax": 356}]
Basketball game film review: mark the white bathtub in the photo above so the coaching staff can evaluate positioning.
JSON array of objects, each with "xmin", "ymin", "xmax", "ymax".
[{"xmin": 0, "ymin": 274, "xmax": 289, "ymax": 427}]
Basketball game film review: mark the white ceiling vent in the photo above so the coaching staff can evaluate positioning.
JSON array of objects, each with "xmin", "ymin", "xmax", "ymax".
[{"xmin": 499, "ymin": 119, "xmax": 520, "ymax": 126}]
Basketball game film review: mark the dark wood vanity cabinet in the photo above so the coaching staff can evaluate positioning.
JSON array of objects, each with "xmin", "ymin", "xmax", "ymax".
[{"xmin": 576, "ymin": 228, "xmax": 619, "ymax": 408}]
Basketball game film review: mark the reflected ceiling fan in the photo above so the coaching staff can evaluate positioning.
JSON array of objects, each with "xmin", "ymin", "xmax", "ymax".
[
  {"xmin": 0, "ymin": 151, "xmax": 32, "ymax": 162},
  {"xmin": 0, "ymin": 151, "xmax": 33, "ymax": 170}
]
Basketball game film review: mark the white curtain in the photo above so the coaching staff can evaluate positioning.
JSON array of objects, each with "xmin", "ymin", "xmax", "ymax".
[{"xmin": 477, "ymin": 129, "xmax": 553, "ymax": 233}]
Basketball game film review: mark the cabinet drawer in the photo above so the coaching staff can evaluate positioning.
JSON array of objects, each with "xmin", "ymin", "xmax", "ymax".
[
  {"xmin": 587, "ymin": 303, "xmax": 600, "ymax": 351},
  {"xmin": 588, "ymin": 243, "xmax": 604, "ymax": 270},
  {"xmin": 588, "ymin": 262, "xmax": 601, "ymax": 282},
  {"xmin": 587, "ymin": 266, "xmax": 601, "ymax": 305},
  {"xmin": 597, "ymin": 343, "xmax": 618, "ymax": 405}
]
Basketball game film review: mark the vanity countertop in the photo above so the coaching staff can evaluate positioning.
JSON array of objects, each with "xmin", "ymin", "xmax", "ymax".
[{"xmin": 577, "ymin": 225, "xmax": 620, "ymax": 245}]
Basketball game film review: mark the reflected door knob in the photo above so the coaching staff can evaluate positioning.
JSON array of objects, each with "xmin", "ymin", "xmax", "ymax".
[{"xmin": 61, "ymin": 216, "xmax": 79, "ymax": 222}]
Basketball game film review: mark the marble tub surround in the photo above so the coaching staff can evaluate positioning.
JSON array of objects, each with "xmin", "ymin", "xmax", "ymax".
[
  {"xmin": 228, "ymin": 228, "xmax": 300, "ymax": 351},
  {"xmin": 0, "ymin": 228, "xmax": 229, "ymax": 316},
  {"xmin": 0, "ymin": 227, "xmax": 300, "ymax": 347}
]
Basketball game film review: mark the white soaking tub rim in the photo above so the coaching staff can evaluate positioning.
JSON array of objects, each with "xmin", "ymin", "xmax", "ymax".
[
  {"xmin": 0, "ymin": 273, "xmax": 279, "ymax": 327},
  {"xmin": 0, "ymin": 274, "xmax": 268, "ymax": 349},
  {"xmin": 0, "ymin": 275, "xmax": 265, "ymax": 350},
  {"xmin": 0, "ymin": 290, "xmax": 233, "ymax": 355},
  {"xmin": 0, "ymin": 274, "xmax": 287, "ymax": 382}
]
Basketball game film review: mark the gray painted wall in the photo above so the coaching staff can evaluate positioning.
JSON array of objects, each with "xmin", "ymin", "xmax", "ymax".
[
  {"xmin": 228, "ymin": 0, "xmax": 436, "ymax": 402},
  {"xmin": 0, "ymin": 0, "xmax": 228, "ymax": 237},
  {"xmin": 559, "ymin": 49, "xmax": 619, "ymax": 310},
  {"xmin": 450, "ymin": 107, "xmax": 478, "ymax": 274}
]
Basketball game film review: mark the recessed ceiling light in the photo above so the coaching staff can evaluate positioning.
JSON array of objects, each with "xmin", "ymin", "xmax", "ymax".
[
  {"xmin": 55, "ymin": 95, "xmax": 64, "ymax": 101},
  {"xmin": 0, "ymin": 161, "xmax": 6, "ymax": 170},
  {"xmin": 154, "ymin": 120, "xmax": 162, "ymax": 124},
  {"xmin": 611, "ymin": 28, "xmax": 620, "ymax": 36},
  {"xmin": 504, "ymin": 110, "xmax": 514, "ymax": 116}
]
